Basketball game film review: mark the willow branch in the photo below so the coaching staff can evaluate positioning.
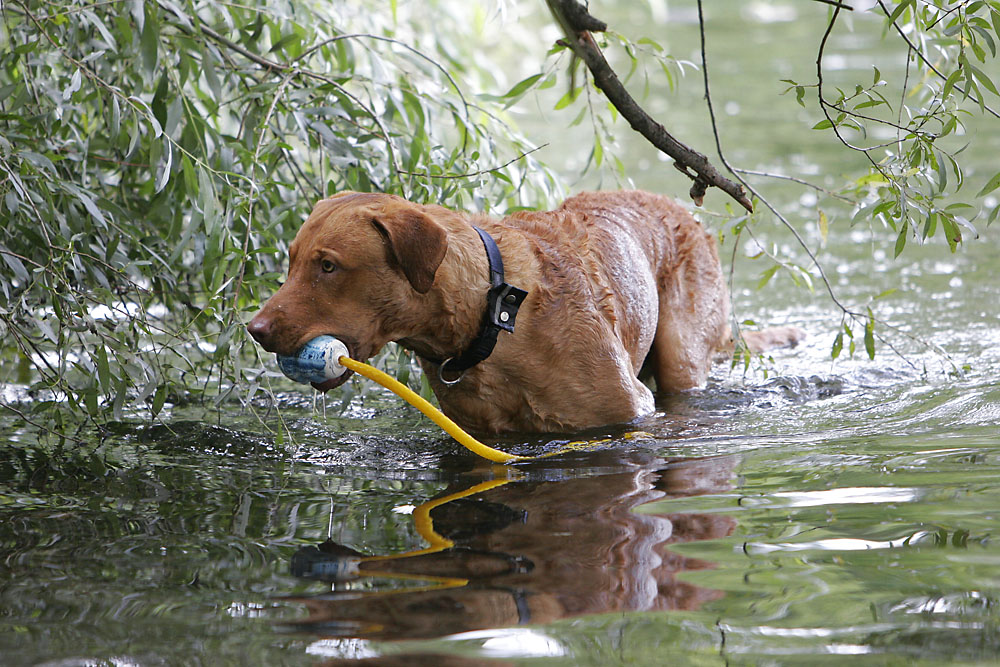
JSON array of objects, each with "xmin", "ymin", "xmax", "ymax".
[
  {"xmin": 399, "ymin": 144, "xmax": 549, "ymax": 180},
  {"xmin": 545, "ymin": 0, "xmax": 753, "ymax": 212}
]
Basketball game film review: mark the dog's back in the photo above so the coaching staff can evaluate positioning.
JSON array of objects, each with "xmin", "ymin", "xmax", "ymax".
[{"xmin": 495, "ymin": 190, "xmax": 730, "ymax": 387}]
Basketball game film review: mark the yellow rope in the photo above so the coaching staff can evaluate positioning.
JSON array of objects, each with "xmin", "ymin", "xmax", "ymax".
[
  {"xmin": 353, "ymin": 477, "xmax": 515, "ymax": 592},
  {"xmin": 362, "ymin": 477, "xmax": 513, "ymax": 561},
  {"xmin": 338, "ymin": 355, "xmax": 652, "ymax": 463},
  {"xmin": 338, "ymin": 356, "xmax": 529, "ymax": 463}
]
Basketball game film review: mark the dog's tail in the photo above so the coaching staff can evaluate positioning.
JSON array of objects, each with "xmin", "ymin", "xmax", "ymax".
[
  {"xmin": 713, "ymin": 325, "xmax": 804, "ymax": 362},
  {"xmin": 739, "ymin": 326, "xmax": 806, "ymax": 354}
]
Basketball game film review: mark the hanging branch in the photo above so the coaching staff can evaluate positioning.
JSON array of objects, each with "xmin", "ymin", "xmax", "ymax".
[{"xmin": 545, "ymin": 0, "xmax": 753, "ymax": 212}]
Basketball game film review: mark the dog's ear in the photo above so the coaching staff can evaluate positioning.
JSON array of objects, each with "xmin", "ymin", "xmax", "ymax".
[{"xmin": 372, "ymin": 208, "xmax": 448, "ymax": 294}]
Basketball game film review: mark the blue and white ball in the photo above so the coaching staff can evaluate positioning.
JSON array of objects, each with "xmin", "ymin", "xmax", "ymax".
[{"xmin": 277, "ymin": 336, "xmax": 349, "ymax": 384}]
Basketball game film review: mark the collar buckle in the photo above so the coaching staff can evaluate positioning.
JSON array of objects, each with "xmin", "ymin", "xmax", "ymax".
[{"xmin": 488, "ymin": 283, "xmax": 528, "ymax": 333}]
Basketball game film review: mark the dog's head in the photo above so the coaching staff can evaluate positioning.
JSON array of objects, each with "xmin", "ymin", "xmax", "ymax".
[{"xmin": 247, "ymin": 192, "xmax": 448, "ymax": 390}]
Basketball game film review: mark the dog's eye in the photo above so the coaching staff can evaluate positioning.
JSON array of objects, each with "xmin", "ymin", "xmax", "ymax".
[{"xmin": 320, "ymin": 259, "xmax": 337, "ymax": 273}]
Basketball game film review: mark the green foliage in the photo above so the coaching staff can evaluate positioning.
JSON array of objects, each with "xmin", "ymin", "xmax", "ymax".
[
  {"xmin": 810, "ymin": 1, "xmax": 1000, "ymax": 356},
  {"xmin": 811, "ymin": 2, "xmax": 1000, "ymax": 254},
  {"xmin": 0, "ymin": 0, "xmax": 559, "ymax": 429}
]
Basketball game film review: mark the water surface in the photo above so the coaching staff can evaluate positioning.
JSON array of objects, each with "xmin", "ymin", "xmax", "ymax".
[{"xmin": 3, "ymin": 1, "xmax": 999, "ymax": 664}]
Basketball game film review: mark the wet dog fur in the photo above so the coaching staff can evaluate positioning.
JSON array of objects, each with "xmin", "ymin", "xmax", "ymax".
[{"xmin": 247, "ymin": 190, "xmax": 802, "ymax": 433}]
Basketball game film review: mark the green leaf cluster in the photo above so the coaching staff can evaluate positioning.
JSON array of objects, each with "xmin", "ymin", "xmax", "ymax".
[
  {"xmin": 0, "ymin": 0, "xmax": 560, "ymax": 428},
  {"xmin": 824, "ymin": 1, "xmax": 1000, "ymax": 255}
]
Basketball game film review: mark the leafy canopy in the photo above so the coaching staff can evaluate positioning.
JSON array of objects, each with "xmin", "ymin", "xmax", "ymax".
[{"xmin": 0, "ymin": 0, "xmax": 559, "ymax": 430}]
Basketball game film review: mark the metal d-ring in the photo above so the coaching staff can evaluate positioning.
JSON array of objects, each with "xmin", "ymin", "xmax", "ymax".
[{"xmin": 438, "ymin": 358, "xmax": 466, "ymax": 386}]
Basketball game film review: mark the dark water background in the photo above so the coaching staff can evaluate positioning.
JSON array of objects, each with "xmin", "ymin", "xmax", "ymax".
[{"xmin": 3, "ymin": 1, "xmax": 999, "ymax": 664}]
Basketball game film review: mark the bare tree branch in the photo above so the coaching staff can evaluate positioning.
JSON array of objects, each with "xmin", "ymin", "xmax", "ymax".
[
  {"xmin": 399, "ymin": 144, "xmax": 549, "ymax": 180},
  {"xmin": 545, "ymin": 0, "xmax": 753, "ymax": 212},
  {"xmin": 811, "ymin": 0, "xmax": 855, "ymax": 9}
]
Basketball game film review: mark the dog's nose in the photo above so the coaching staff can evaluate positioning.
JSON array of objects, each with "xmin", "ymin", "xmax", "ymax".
[{"xmin": 247, "ymin": 314, "xmax": 274, "ymax": 347}]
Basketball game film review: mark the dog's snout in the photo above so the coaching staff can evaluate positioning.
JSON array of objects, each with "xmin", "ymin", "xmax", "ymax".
[{"xmin": 247, "ymin": 313, "xmax": 276, "ymax": 349}]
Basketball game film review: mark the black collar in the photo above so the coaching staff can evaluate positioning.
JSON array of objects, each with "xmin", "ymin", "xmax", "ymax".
[{"xmin": 435, "ymin": 227, "xmax": 528, "ymax": 384}]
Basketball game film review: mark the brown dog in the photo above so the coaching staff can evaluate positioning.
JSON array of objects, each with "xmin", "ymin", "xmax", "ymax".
[{"xmin": 247, "ymin": 190, "xmax": 801, "ymax": 433}]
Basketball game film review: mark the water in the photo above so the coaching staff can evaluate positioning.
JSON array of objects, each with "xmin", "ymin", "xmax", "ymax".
[{"xmin": 3, "ymin": 2, "xmax": 1000, "ymax": 665}]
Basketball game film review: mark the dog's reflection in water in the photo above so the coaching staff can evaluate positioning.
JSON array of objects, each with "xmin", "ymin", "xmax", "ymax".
[{"xmin": 284, "ymin": 451, "xmax": 736, "ymax": 641}]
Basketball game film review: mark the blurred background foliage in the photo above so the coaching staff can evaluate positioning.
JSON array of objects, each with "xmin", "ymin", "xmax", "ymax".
[{"xmin": 1, "ymin": 0, "xmax": 998, "ymax": 432}]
